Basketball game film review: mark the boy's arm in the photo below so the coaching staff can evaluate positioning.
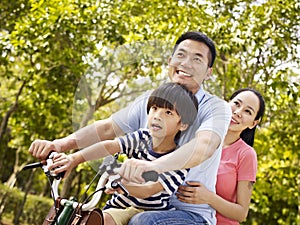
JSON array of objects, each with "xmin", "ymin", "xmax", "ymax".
[
  {"xmin": 49, "ymin": 139, "xmax": 121, "ymax": 175},
  {"xmin": 122, "ymin": 182, "xmax": 164, "ymax": 199},
  {"xmin": 122, "ymin": 168, "xmax": 187, "ymax": 199}
]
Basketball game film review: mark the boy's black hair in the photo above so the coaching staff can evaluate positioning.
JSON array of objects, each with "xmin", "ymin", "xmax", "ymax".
[
  {"xmin": 147, "ymin": 82, "xmax": 198, "ymax": 126},
  {"xmin": 173, "ymin": 31, "xmax": 216, "ymax": 68}
]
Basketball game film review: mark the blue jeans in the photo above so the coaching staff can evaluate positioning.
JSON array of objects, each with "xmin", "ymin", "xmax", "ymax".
[{"xmin": 128, "ymin": 210, "xmax": 209, "ymax": 225}]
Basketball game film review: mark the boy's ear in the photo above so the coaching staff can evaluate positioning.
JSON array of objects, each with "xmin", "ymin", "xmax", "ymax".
[{"xmin": 179, "ymin": 123, "xmax": 189, "ymax": 131}]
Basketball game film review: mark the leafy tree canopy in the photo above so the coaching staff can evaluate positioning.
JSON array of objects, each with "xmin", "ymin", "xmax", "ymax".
[{"xmin": 0, "ymin": 0, "xmax": 299, "ymax": 224}]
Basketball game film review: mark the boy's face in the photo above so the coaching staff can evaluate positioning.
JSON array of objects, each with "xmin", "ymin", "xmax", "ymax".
[
  {"xmin": 168, "ymin": 39, "xmax": 213, "ymax": 94},
  {"xmin": 147, "ymin": 106, "xmax": 187, "ymax": 141}
]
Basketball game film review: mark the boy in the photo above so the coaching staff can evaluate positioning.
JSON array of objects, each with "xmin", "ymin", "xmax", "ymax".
[{"xmin": 50, "ymin": 82, "xmax": 198, "ymax": 225}]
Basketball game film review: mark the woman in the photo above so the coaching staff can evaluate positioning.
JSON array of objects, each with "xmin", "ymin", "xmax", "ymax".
[{"xmin": 176, "ymin": 88, "xmax": 265, "ymax": 225}]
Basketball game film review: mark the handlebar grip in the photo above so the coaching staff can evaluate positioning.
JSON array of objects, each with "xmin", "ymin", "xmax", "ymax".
[
  {"xmin": 23, "ymin": 151, "xmax": 65, "ymax": 179},
  {"xmin": 142, "ymin": 171, "xmax": 159, "ymax": 182},
  {"xmin": 23, "ymin": 151, "xmax": 56, "ymax": 171},
  {"xmin": 22, "ymin": 162, "xmax": 43, "ymax": 170}
]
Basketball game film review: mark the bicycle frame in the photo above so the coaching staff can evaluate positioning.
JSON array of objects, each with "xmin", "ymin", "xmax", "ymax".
[
  {"xmin": 24, "ymin": 154, "xmax": 119, "ymax": 225},
  {"xmin": 23, "ymin": 153, "xmax": 158, "ymax": 225}
]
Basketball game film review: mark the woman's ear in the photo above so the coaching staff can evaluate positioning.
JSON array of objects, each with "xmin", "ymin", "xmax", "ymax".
[
  {"xmin": 180, "ymin": 123, "xmax": 189, "ymax": 132},
  {"xmin": 248, "ymin": 119, "xmax": 260, "ymax": 129}
]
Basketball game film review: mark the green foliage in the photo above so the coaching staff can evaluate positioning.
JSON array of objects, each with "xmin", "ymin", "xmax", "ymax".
[
  {"xmin": 22, "ymin": 196, "xmax": 53, "ymax": 225},
  {"xmin": 245, "ymin": 78, "xmax": 300, "ymax": 225},
  {"xmin": 0, "ymin": 0, "xmax": 299, "ymax": 224},
  {"xmin": 0, "ymin": 183, "xmax": 53, "ymax": 225}
]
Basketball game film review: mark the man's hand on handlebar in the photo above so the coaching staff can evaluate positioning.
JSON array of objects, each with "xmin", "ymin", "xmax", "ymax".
[
  {"xmin": 119, "ymin": 158, "xmax": 159, "ymax": 184},
  {"xmin": 29, "ymin": 139, "xmax": 62, "ymax": 160}
]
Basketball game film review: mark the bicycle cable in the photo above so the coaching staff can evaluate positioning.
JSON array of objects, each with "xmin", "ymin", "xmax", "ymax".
[{"xmin": 78, "ymin": 169, "xmax": 102, "ymax": 203}]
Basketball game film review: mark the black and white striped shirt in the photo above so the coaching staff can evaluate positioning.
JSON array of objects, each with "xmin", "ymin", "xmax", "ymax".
[{"xmin": 104, "ymin": 129, "xmax": 188, "ymax": 210}]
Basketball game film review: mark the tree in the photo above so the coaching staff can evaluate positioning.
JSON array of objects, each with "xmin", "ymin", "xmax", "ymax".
[{"xmin": 0, "ymin": 0, "xmax": 299, "ymax": 224}]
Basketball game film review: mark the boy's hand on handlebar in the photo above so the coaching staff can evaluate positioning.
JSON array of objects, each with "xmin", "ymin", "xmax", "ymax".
[
  {"xmin": 48, "ymin": 153, "xmax": 74, "ymax": 178},
  {"xmin": 119, "ymin": 158, "xmax": 158, "ymax": 183},
  {"xmin": 104, "ymin": 186, "xmax": 126, "ymax": 195},
  {"xmin": 29, "ymin": 140, "xmax": 62, "ymax": 160}
]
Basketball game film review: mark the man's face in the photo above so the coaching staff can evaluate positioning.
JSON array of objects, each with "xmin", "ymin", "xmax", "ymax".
[{"xmin": 168, "ymin": 39, "xmax": 213, "ymax": 94}]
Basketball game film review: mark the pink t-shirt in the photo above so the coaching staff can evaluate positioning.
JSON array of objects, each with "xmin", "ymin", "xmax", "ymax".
[{"xmin": 216, "ymin": 138, "xmax": 257, "ymax": 225}]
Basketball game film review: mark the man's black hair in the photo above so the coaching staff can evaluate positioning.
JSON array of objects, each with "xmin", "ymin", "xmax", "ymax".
[{"xmin": 173, "ymin": 31, "xmax": 216, "ymax": 68}]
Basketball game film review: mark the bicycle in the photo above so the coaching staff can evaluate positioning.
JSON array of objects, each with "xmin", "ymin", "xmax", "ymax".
[{"xmin": 23, "ymin": 152, "xmax": 158, "ymax": 225}]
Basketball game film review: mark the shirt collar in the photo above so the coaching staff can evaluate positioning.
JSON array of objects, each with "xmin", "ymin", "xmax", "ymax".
[{"xmin": 194, "ymin": 87, "xmax": 206, "ymax": 103}]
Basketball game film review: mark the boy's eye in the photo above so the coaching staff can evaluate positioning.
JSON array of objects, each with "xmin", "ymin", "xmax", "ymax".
[
  {"xmin": 166, "ymin": 110, "xmax": 173, "ymax": 115},
  {"xmin": 234, "ymin": 101, "xmax": 239, "ymax": 106}
]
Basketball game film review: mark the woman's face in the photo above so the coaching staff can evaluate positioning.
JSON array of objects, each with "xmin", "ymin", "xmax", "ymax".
[{"xmin": 228, "ymin": 91, "xmax": 260, "ymax": 133}]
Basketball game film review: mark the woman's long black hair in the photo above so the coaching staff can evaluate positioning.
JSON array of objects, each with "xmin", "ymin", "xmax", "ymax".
[{"xmin": 229, "ymin": 88, "xmax": 265, "ymax": 147}]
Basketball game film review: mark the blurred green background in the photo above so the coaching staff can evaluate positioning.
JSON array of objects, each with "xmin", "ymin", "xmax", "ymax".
[{"xmin": 0, "ymin": 0, "xmax": 299, "ymax": 224}]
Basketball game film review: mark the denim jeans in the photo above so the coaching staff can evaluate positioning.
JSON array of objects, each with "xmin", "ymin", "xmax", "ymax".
[{"xmin": 128, "ymin": 210, "xmax": 209, "ymax": 225}]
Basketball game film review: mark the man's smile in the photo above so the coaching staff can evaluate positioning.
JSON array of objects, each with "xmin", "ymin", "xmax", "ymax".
[{"xmin": 176, "ymin": 70, "xmax": 192, "ymax": 77}]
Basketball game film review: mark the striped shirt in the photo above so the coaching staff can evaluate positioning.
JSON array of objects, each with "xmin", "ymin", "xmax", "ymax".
[{"xmin": 104, "ymin": 129, "xmax": 188, "ymax": 210}]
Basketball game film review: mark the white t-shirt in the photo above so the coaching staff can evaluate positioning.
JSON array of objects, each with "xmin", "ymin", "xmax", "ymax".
[{"xmin": 112, "ymin": 87, "xmax": 232, "ymax": 225}]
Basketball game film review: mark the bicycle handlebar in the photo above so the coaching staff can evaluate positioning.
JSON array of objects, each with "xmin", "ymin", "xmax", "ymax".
[
  {"xmin": 23, "ymin": 162, "xmax": 44, "ymax": 170},
  {"xmin": 23, "ymin": 154, "xmax": 159, "ymax": 211},
  {"xmin": 142, "ymin": 170, "xmax": 159, "ymax": 182},
  {"xmin": 23, "ymin": 152, "xmax": 65, "ymax": 179},
  {"xmin": 99, "ymin": 155, "xmax": 159, "ymax": 181}
]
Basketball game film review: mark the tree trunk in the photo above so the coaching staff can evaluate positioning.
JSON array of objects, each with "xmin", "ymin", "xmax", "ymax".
[
  {"xmin": 0, "ymin": 80, "xmax": 26, "ymax": 143},
  {"xmin": 13, "ymin": 171, "xmax": 34, "ymax": 225},
  {"xmin": 0, "ymin": 147, "xmax": 29, "ymax": 217},
  {"xmin": 61, "ymin": 168, "xmax": 77, "ymax": 198}
]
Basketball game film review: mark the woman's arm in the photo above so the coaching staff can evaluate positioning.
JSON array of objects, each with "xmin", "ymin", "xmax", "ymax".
[{"xmin": 177, "ymin": 180, "xmax": 253, "ymax": 222}]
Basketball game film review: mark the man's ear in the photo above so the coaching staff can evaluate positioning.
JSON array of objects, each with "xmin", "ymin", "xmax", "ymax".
[
  {"xmin": 168, "ymin": 56, "xmax": 172, "ymax": 65},
  {"xmin": 180, "ymin": 123, "xmax": 189, "ymax": 132},
  {"xmin": 204, "ymin": 67, "xmax": 213, "ymax": 81}
]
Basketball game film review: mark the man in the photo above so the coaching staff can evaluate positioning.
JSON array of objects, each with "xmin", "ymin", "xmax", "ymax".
[{"xmin": 29, "ymin": 31, "xmax": 231, "ymax": 225}]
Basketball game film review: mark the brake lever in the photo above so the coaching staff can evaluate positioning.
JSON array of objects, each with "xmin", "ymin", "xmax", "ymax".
[{"xmin": 110, "ymin": 179, "xmax": 129, "ymax": 197}]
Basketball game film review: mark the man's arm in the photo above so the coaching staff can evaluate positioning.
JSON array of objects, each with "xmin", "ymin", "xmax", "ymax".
[
  {"xmin": 29, "ymin": 117, "xmax": 124, "ymax": 159},
  {"xmin": 155, "ymin": 130, "xmax": 220, "ymax": 170},
  {"xmin": 64, "ymin": 118, "xmax": 124, "ymax": 150},
  {"xmin": 119, "ymin": 96, "xmax": 232, "ymax": 183},
  {"xmin": 119, "ymin": 130, "xmax": 221, "ymax": 183}
]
